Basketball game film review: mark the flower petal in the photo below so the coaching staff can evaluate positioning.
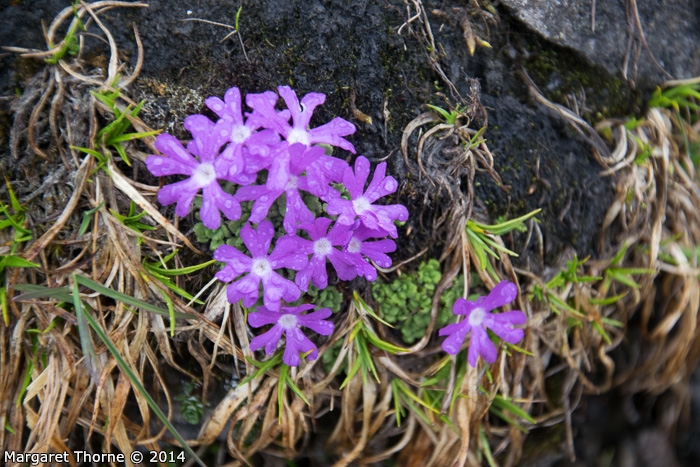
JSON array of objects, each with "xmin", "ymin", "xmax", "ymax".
[
  {"xmin": 326, "ymin": 198, "xmax": 357, "ymax": 225},
  {"xmin": 261, "ymin": 272, "xmax": 300, "ymax": 311},
  {"xmin": 359, "ymin": 239, "xmax": 395, "ymax": 268},
  {"xmin": 226, "ymin": 275, "xmax": 261, "ymax": 308},
  {"xmin": 452, "ymin": 297, "xmax": 480, "ymax": 316},
  {"xmin": 213, "ymin": 245, "xmax": 251, "ymax": 281},
  {"xmin": 485, "ymin": 311, "xmax": 527, "ymax": 344},
  {"xmin": 283, "ymin": 327, "xmax": 318, "ymax": 366},
  {"xmin": 154, "ymin": 134, "xmax": 199, "ymax": 169},
  {"xmin": 250, "ymin": 324, "xmax": 284, "ymax": 356},
  {"xmin": 364, "ymin": 162, "xmax": 398, "ymax": 202},
  {"xmin": 298, "ymin": 312, "xmax": 334, "ymax": 336},
  {"xmin": 199, "ymin": 184, "xmax": 222, "ymax": 230},
  {"xmin": 269, "ymin": 236, "xmax": 309, "ymax": 270},
  {"xmin": 248, "ymin": 308, "xmax": 284, "ymax": 327},
  {"xmin": 157, "ymin": 179, "xmax": 200, "ymax": 217},
  {"xmin": 296, "ymin": 255, "xmax": 328, "ymax": 291},
  {"xmin": 308, "ymin": 117, "xmax": 356, "ymax": 153},
  {"xmin": 469, "ymin": 325, "xmax": 498, "ymax": 366},
  {"xmin": 439, "ymin": 320, "xmax": 471, "ymax": 355},
  {"xmin": 344, "ymin": 156, "xmax": 370, "ymax": 199},
  {"xmin": 283, "ymin": 188, "xmax": 314, "ymax": 234},
  {"xmin": 327, "ymin": 250, "xmax": 358, "ymax": 281},
  {"xmin": 479, "ymin": 281, "xmax": 519, "ymax": 313},
  {"xmin": 146, "ymin": 155, "xmax": 194, "ymax": 177},
  {"xmin": 241, "ymin": 221, "xmax": 274, "ymax": 257}
]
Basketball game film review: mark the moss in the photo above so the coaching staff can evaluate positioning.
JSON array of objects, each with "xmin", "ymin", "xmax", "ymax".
[
  {"xmin": 371, "ymin": 259, "xmax": 463, "ymax": 344},
  {"xmin": 524, "ymin": 48, "xmax": 642, "ymax": 122}
]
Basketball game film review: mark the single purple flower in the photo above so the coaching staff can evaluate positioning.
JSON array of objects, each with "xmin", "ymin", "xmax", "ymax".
[
  {"xmin": 205, "ymin": 87, "xmax": 280, "ymax": 183},
  {"xmin": 248, "ymin": 304, "xmax": 334, "ymax": 366},
  {"xmin": 213, "ymin": 221, "xmax": 308, "ymax": 311},
  {"xmin": 295, "ymin": 217, "xmax": 357, "ymax": 291},
  {"xmin": 247, "ymin": 85, "xmax": 356, "ymax": 153},
  {"xmin": 235, "ymin": 143, "xmax": 326, "ymax": 234},
  {"xmin": 344, "ymin": 226, "xmax": 396, "ymax": 281},
  {"xmin": 145, "ymin": 115, "xmax": 241, "ymax": 229},
  {"xmin": 438, "ymin": 281, "xmax": 527, "ymax": 367},
  {"xmin": 325, "ymin": 156, "xmax": 409, "ymax": 238}
]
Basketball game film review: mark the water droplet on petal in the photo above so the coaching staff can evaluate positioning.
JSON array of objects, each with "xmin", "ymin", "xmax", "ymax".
[
  {"xmin": 153, "ymin": 158, "xmax": 163, "ymax": 165},
  {"xmin": 384, "ymin": 179, "xmax": 397, "ymax": 191},
  {"xmin": 225, "ymin": 200, "xmax": 232, "ymax": 208}
]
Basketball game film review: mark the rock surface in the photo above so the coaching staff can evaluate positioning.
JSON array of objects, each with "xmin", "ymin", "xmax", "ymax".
[{"xmin": 498, "ymin": 0, "xmax": 700, "ymax": 88}]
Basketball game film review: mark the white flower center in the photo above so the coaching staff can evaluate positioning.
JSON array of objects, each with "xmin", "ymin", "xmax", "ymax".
[
  {"xmin": 192, "ymin": 162, "xmax": 216, "ymax": 187},
  {"xmin": 286, "ymin": 128, "xmax": 310, "ymax": 146},
  {"xmin": 230, "ymin": 125, "xmax": 251, "ymax": 144},
  {"xmin": 352, "ymin": 197, "xmax": 371, "ymax": 215},
  {"xmin": 313, "ymin": 238, "xmax": 332, "ymax": 257},
  {"xmin": 468, "ymin": 308, "xmax": 486, "ymax": 327},
  {"xmin": 278, "ymin": 314, "xmax": 298, "ymax": 329},
  {"xmin": 286, "ymin": 175, "xmax": 298, "ymax": 190},
  {"xmin": 251, "ymin": 258, "xmax": 272, "ymax": 278},
  {"xmin": 347, "ymin": 237, "xmax": 362, "ymax": 254}
]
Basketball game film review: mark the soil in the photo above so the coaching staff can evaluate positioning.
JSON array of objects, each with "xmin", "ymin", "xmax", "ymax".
[{"xmin": 0, "ymin": 0, "xmax": 693, "ymax": 466}]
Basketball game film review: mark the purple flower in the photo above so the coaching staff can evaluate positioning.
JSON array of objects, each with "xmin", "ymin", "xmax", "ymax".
[
  {"xmin": 145, "ymin": 115, "xmax": 241, "ymax": 230},
  {"xmin": 235, "ymin": 143, "xmax": 326, "ymax": 234},
  {"xmin": 438, "ymin": 281, "xmax": 527, "ymax": 367},
  {"xmin": 295, "ymin": 217, "xmax": 357, "ymax": 291},
  {"xmin": 248, "ymin": 304, "xmax": 334, "ymax": 366},
  {"xmin": 326, "ymin": 156, "xmax": 409, "ymax": 238},
  {"xmin": 344, "ymin": 226, "xmax": 396, "ymax": 281},
  {"xmin": 213, "ymin": 221, "xmax": 308, "ymax": 311},
  {"xmin": 205, "ymin": 87, "xmax": 280, "ymax": 183},
  {"xmin": 247, "ymin": 85, "xmax": 356, "ymax": 153}
]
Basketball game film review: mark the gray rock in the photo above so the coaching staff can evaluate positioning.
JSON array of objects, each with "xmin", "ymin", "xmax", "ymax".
[{"xmin": 498, "ymin": 0, "xmax": 700, "ymax": 88}]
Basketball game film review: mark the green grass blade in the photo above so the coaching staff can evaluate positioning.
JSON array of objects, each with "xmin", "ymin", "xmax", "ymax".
[
  {"xmin": 285, "ymin": 373, "xmax": 310, "ymax": 406},
  {"xmin": 71, "ymin": 280, "xmax": 101, "ymax": 381},
  {"xmin": 479, "ymin": 426, "xmax": 497, "ymax": 467},
  {"xmin": 146, "ymin": 259, "xmax": 217, "ymax": 277},
  {"xmin": 278, "ymin": 365, "xmax": 288, "ymax": 423},
  {"xmin": 73, "ymin": 274, "xmax": 192, "ymax": 319},
  {"xmin": 81, "ymin": 305, "xmax": 206, "ymax": 466},
  {"xmin": 12, "ymin": 284, "xmax": 73, "ymax": 302},
  {"xmin": 109, "ymin": 130, "xmax": 161, "ymax": 144}
]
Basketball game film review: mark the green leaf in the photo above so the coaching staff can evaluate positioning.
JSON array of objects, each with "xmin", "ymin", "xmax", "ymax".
[
  {"xmin": 73, "ymin": 274, "xmax": 192, "ymax": 319},
  {"xmin": 71, "ymin": 280, "xmax": 101, "ymax": 381},
  {"xmin": 12, "ymin": 284, "xmax": 74, "ymax": 302},
  {"xmin": 109, "ymin": 130, "xmax": 161, "ymax": 144},
  {"xmin": 278, "ymin": 364, "xmax": 288, "ymax": 422},
  {"xmin": 146, "ymin": 259, "xmax": 217, "ymax": 277},
  {"xmin": 240, "ymin": 353, "xmax": 283, "ymax": 386},
  {"xmin": 479, "ymin": 426, "xmax": 497, "ymax": 467},
  {"xmin": 0, "ymin": 256, "xmax": 40, "ymax": 273},
  {"xmin": 234, "ymin": 5, "xmax": 243, "ymax": 30},
  {"xmin": 471, "ymin": 208, "xmax": 541, "ymax": 236},
  {"xmin": 78, "ymin": 202, "xmax": 105, "ymax": 237},
  {"xmin": 363, "ymin": 326, "xmax": 409, "ymax": 354},
  {"xmin": 1, "ymin": 288, "xmax": 7, "ymax": 327},
  {"xmin": 285, "ymin": 372, "xmax": 310, "ymax": 406},
  {"xmin": 589, "ymin": 293, "xmax": 626, "ymax": 306},
  {"xmin": 591, "ymin": 320, "xmax": 611, "ymax": 345}
]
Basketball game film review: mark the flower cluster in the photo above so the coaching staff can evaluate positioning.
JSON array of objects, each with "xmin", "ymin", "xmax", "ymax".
[
  {"xmin": 438, "ymin": 281, "xmax": 527, "ymax": 367},
  {"xmin": 146, "ymin": 86, "xmax": 408, "ymax": 366}
]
